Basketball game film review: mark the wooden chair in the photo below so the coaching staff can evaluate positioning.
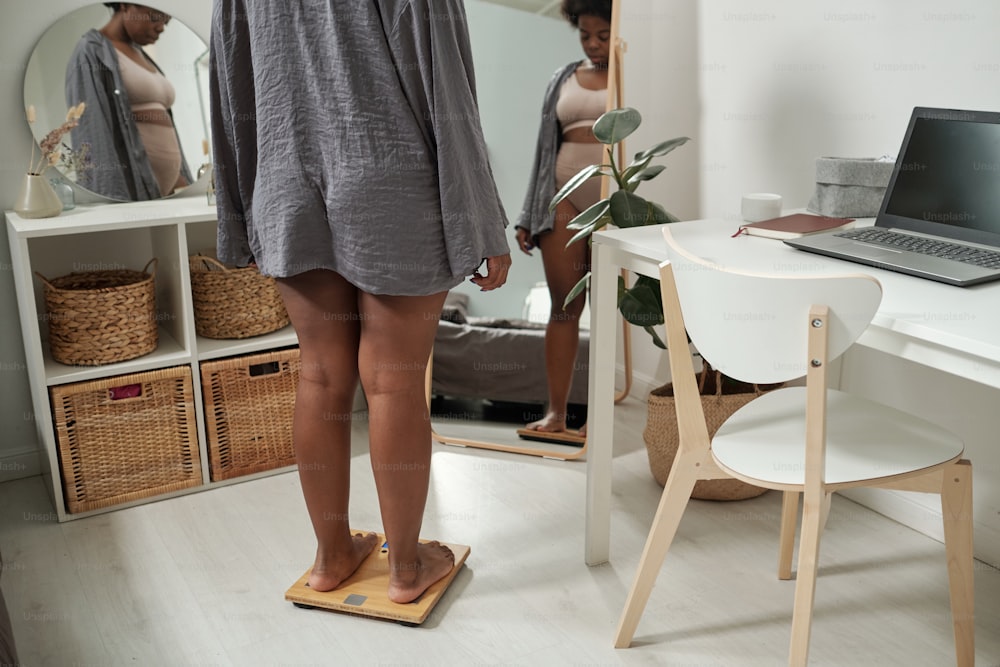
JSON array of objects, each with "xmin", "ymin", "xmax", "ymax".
[{"xmin": 614, "ymin": 226, "xmax": 974, "ymax": 665}]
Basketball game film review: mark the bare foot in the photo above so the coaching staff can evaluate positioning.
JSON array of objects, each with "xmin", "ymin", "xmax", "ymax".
[
  {"xmin": 578, "ymin": 422, "xmax": 587, "ymax": 438},
  {"xmin": 307, "ymin": 531, "xmax": 379, "ymax": 592},
  {"xmin": 525, "ymin": 410, "xmax": 568, "ymax": 433},
  {"xmin": 387, "ymin": 541, "xmax": 455, "ymax": 604}
]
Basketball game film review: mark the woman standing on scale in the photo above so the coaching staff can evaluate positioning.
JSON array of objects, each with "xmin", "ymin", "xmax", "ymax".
[
  {"xmin": 211, "ymin": 0, "xmax": 511, "ymax": 603},
  {"xmin": 516, "ymin": 0, "xmax": 613, "ymax": 438}
]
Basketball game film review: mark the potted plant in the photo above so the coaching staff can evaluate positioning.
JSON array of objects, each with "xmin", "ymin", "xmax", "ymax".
[
  {"xmin": 553, "ymin": 107, "xmax": 687, "ymax": 349},
  {"xmin": 555, "ymin": 107, "xmax": 769, "ymax": 500}
]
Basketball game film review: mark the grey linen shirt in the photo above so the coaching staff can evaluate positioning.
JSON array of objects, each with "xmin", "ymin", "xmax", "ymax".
[
  {"xmin": 515, "ymin": 60, "xmax": 580, "ymax": 239},
  {"xmin": 210, "ymin": 0, "xmax": 509, "ymax": 295},
  {"xmin": 66, "ymin": 29, "xmax": 193, "ymax": 201}
]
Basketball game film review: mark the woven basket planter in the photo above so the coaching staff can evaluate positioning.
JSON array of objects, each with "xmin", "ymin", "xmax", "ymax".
[
  {"xmin": 189, "ymin": 255, "xmax": 289, "ymax": 339},
  {"xmin": 36, "ymin": 259, "xmax": 158, "ymax": 366},
  {"xmin": 643, "ymin": 369, "xmax": 773, "ymax": 501},
  {"xmin": 201, "ymin": 348, "xmax": 300, "ymax": 481},
  {"xmin": 51, "ymin": 366, "xmax": 202, "ymax": 513}
]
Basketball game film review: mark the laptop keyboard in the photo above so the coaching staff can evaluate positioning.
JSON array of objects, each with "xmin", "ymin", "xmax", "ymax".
[{"xmin": 835, "ymin": 228, "xmax": 1000, "ymax": 269}]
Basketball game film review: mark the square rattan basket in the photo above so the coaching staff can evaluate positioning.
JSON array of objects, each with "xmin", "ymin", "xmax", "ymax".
[
  {"xmin": 51, "ymin": 366, "xmax": 202, "ymax": 513},
  {"xmin": 200, "ymin": 347, "xmax": 300, "ymax": 481}
]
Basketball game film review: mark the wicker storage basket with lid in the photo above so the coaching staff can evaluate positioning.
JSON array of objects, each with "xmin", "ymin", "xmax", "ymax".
[
  {"xmin": 189, "ymin": 255, "xmax": 289, "ymax": 339},
  {"xmin": 50, "ymin": 365, "xmax": 201, "ymax": 513},
  {"xmin": 200, "ymin": 347, "xmax": 300, "ymax": 481},
  {"xmin": 36, "ymin": 258, "xmax": 158, "ymax": 366}
]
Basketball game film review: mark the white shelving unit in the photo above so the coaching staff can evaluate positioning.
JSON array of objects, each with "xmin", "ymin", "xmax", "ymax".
[{"xmin": 6, "ymin": 196, "xmax": 298, "ymax": 521}]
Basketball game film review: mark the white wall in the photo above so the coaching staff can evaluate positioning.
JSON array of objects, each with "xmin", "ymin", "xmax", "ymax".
[
  {"xmin": 617, "ymin": 0, "xmax": 701, "ymax": 391},
  {"xmin": 695, "ymin": 0, "xmax": 1000, "ymax": 220}
]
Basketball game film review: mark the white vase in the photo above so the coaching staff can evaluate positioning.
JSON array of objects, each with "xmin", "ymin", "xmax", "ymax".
[{"xmin": 14, "ymin": 173, "xmax": 63, "ymax": 219}]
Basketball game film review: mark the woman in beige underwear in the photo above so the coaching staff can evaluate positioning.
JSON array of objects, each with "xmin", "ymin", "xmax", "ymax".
[
  {"xmin": 67, "ymin": 3, "xmax": 190, "ymax": 200},
  {"xmin": 98, "ymin": 3, "xmax": 187, "ymax": 196},
  {"xmin": 515, "ymin": 0, "xmax": 612, "ymax": 437}
]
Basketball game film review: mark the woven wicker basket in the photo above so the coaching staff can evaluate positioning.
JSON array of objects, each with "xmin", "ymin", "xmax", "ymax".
[
  {"xmin": 36, "ymin": 258, "xmax": 158, "ymax": 366},
  {"xmin": 643, "ymin": 368, "xmax": 772, "ymax": 501},
  {"xmin": 51, "ymin": 366, "xmax": 202, "ymax": 513},
  {"xmin": 189, "ymin": 255, "xmax": 289, "ymax": 339},
  {"xmin": 201, "ymin": 347, "xmax": 300, "ymax": 481}
]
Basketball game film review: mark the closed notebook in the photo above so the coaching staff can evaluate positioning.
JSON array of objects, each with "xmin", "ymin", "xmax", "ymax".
[{"xmin": 734, "ymin": 213, "xmax": 855, "ymax": 240}]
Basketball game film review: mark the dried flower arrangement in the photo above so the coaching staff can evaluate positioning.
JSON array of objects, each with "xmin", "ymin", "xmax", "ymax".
[{"xmin": 26, "ymin": 103, "xmax": 88, "ymax": 176}]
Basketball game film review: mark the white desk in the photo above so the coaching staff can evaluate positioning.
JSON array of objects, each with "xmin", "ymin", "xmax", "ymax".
[{"xmin": 585, "ymin": 218, "xmax": 1000, "ymax": 565}]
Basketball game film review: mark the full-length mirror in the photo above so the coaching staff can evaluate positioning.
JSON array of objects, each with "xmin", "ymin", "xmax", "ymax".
[
  {"xmin": 23, "ymin": 3, "xmax": 209, "ymax": 201},
  {"xmin": 429, "ymin": 0, "xmax": 621, "ymax": 457},
  {"xmin": 457, "ymin": 0, "xmax": 582, "ymax": 319}
]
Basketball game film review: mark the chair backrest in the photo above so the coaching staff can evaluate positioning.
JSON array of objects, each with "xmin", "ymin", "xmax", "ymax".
[{"xmin": 661, "ymin": 227, "xmax": 883, "ymax": 384}]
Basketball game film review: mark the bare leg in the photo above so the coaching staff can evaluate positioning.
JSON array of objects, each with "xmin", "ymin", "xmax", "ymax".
[
  {"xmin": 526, "ymin": 196, "xmax": 590, "ymax": 433},
  {"xmin": 276, "ymin": 270, "xmax": 379, "ymax": 592},
  {"xmin": 358, "ymin": 290, "xmax": 455, "ymax": 604}
]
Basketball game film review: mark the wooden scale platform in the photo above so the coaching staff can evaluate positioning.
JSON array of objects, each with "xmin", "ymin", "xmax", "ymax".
[{"xmin": 285, "ymin": 533, "xmax": 470, "ymax": 625}]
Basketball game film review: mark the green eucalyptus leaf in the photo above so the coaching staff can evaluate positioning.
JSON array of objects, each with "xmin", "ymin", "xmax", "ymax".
[
  {"xmin": 592, "ymin": 213, "xmax": 614, "ymax": 233},
  {"xmin": 593, "ymin": 107, "xmax": 642, "ymax": 145},
  {"xmin": 633, "ymin": 274, "xmax": 665, "ymax": 298},
  {"xmin": 609, "ymin": 190, "xmax": 651, "ymax": 228},
  {"xmin": 565, "ymin": 199, "xmax": 610, "ymax": 230},
  {"xmin": 644, "ymin": 325, "xmax": 667, "ymax": 349},
  {"xmin": 627, "ymin": 164, "xmax": 667, "ymax": 186},
  {"xmin": 566, "ymin": 222, "xmax": 597, "ymax": 247},
  {"xmin": 634, "ymin": 136, "xmax": 690, "ymax": 161},
  {"xmin": 619, "ymin": 279, "xmax": 664, "ymax": 339},
  {"xmin": 562, "ymin": 272, "xmax": 591, "ymax": 309},
  {"xmin": 549, "ymin": 164, "xmax": 607, "ymax": 211},
  {"xmin": 619, "ymin": 156, "xmax": 652, "ymax": 185},
  {"xmin": 651, "ymin": 201, "xmax": 680, "ymax": 224}
]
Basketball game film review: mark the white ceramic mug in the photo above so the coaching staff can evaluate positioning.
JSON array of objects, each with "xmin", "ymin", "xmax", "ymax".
[{"xmin": 741, "ymin": 193, "xmax": 782, "ymax": 222}]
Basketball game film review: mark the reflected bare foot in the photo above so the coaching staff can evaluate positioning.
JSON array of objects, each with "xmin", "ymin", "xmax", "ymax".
[
  {"xmin": 388, "ymin": 541, "xmax": 455, "ymax": 604},
  {"xmin": 525, "ymin": 410, "xmax": 568, "ymax": 433},
  {"xmin": 307, "ymin": 531, "xmax": 379, "ymax": 592},
  {"xmin": 578, "ymin": 422, "xmax": 587, "ymax": 438}
]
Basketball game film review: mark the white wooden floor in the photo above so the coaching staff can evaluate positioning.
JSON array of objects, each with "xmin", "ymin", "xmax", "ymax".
[{"xmin": 1, "ymin": 396, "xmax": 999, "ymax": 666}]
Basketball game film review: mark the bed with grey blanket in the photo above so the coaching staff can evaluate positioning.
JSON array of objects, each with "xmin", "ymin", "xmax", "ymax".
[{"xmin": 432, "ymin": 293, "xmax": 589, "ymax": 405}]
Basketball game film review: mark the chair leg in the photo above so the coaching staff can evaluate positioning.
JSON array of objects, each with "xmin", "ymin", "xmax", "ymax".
[
  {"xmin": 819, "ymin": 491, "xmax": 832, "ymax": 532},
  {"xmin": 778, "ymin": 491, "xmax": 800, "ymax": 580},
  {"xmin": 788, "ymin": 491, "xmax": 830, "ymax": 667},
  {"xmin": 614, "ymin": 450, "xmax": 701, "ymax": 648},
  {"xmin": 940, "ymin": 460, "xmax": 975, "ymax": 667}
]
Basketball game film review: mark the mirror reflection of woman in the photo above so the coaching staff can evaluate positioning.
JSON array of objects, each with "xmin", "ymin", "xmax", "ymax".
[
  {"xmin": 66, "ymin": 3, "xmax": 192, "ymax": 201},
  {"xmin": 515, "ymin": 0, "xmax": 612, "ymax": 437}
]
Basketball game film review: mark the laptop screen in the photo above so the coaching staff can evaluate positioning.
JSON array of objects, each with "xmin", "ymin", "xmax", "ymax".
[{"xmin": 879, "ymin": 107, "xmax": 1000, "ymax": 246}]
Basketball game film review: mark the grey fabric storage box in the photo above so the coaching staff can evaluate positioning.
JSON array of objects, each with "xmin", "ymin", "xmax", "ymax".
[{"xmin": 807, "ymin": 157, "xmax": 894, "ymax": 218}]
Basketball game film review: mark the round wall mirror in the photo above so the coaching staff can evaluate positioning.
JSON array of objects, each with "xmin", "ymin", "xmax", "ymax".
[{"xmin": 23, "ymin": 3, "xmax": 210, "ymax": 202}]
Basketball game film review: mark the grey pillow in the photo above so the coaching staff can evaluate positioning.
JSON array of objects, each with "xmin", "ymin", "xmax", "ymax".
[{"xmin": 441, "ymin": 291, "xmax": 470, "ymax": 324}]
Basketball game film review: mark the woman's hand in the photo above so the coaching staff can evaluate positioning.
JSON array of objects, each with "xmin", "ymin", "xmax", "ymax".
[
  {"xmin": 515, "ymin": 228, "xmax": 535, "ymax": 256},
  {"xmin": 470, "ymin": 253, "xmax": 512, "ymax": 291}
]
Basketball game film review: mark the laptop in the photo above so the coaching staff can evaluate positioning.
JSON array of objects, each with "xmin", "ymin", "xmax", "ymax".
[{"xmin": 785, "ymin": 106, "xmax": 1000, "ymax": 286}]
